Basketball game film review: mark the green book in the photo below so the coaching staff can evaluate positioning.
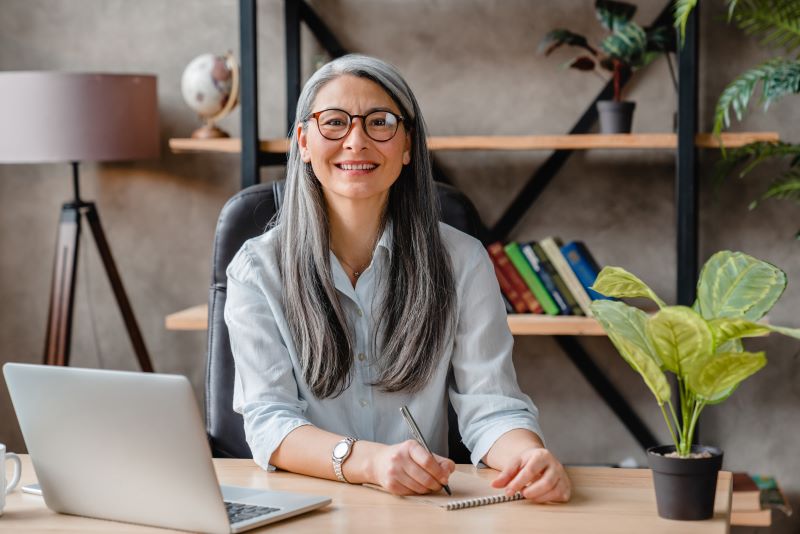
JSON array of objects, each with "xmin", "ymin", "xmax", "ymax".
[{"xmin": 504, "ymin": 242, "xmax": 559, "ymax": 315}]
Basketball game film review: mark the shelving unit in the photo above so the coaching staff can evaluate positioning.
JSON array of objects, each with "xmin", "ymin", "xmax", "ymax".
[
  {"xmin": 168, "ymin": 0, "xmax": 726, "ymax": 453},
  {"xmin": 169, "ymin": 132, "xmax": 778, "ymax": 155}
]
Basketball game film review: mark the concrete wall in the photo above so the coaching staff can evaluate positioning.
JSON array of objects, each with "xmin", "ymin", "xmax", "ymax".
[{"xmin": 1, "ymin": 1, "xmax": 798, "ymax": 531}]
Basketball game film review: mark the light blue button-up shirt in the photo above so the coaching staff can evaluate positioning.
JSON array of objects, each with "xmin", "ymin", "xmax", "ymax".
[{"xmin": 225, "ymin": 221, "xmax": 543, "ymax": 470}]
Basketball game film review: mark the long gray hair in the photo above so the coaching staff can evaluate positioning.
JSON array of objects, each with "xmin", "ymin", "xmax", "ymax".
[{"xmin": 277, "ymin": 54, "xmax": 456, "ymax": 399}]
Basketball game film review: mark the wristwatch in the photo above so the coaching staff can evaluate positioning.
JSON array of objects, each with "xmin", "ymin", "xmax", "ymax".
[{"xmin": 332, "ymin": 437, "xmax": 358, "ymax": 483}]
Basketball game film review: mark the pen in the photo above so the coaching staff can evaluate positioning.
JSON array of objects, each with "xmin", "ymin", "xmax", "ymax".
[{"xmin": 399, "ymin": 405, "xmax": 452, "ymax": 496}]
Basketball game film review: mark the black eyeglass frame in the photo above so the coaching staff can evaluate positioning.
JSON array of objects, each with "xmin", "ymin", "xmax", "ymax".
[{"xmin": 305, "ymin": 108, "xmax": 407, "ymax": 142}]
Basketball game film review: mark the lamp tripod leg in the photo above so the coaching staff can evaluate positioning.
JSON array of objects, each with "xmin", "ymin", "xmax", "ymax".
[
  {"xmin": 43, "ymin": 205, "xmax": 81, "ymax": 367},
  {"xmin": 83, "ymin": 203, "xmax": 154, "ymax": 373}
]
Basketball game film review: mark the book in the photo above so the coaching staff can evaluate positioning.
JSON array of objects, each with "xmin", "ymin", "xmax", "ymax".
[
  {"xmin": 486, "ymin": 242, "xmax": 542, "ymax": 314},
  {"xmin": 732, "ymin": 472, "xmax": 760, "ymax": 511},
  {"xmin": 519, "ymin": 242, "xmax": 570, "ymax": 315},
  {"xmin": 504, "ymin": 242, "xmax": 560, "ymax": 316},
  {"xmin": 539, "ymin": 237, "xmax": 594, "ymax": 317},
  {"xmin": 530, "ymin": 242, "xmax": 584, "ymax": 316},
  {"xmin": 489, "ymin": 252, "xmax": 527, "ymax": 314},
  {"xmin": 753, "ymin": 474, "xmax": 792, "ymax": 516},
  {"xmin": 561, "ymin": 240, "xmax": 612, "ymax": 301},
  {"xmin": 366, "ymin": 470, "xmax": 523, "ymax": 510}
]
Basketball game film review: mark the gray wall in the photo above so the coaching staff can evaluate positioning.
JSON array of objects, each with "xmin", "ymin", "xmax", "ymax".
[{"xmin": 1, "ymin": 1, "xmax": 798, "ymax": 531}]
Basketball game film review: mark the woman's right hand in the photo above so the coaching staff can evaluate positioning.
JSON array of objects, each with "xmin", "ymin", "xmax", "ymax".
[{"xmin": 369, "ymin": 440, "xmax": 455, "ymax": 495}]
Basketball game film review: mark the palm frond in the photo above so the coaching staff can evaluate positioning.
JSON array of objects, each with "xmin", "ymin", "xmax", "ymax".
[
  {"xmin": 673, "ymin": 0, "xmax": 698, "ymax": 43},
  {"xmin": 713, "ymin": 58, "xmax": 800, "ymax": 135},
  {"xmin": 749, "ymin": 168, "xmax": 800, "ymax": 209},
  {"xmin": 730, "ymin": 0, "xmax": 800, "ymax": 54},
  {"xmin": 713, "ymin": 141, "xmax": 800, "ymax": 188}
]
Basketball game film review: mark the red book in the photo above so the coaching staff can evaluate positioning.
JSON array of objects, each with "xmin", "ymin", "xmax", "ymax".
[
  {"xmin": 487, "ymin": 242, "xmax": 542, "ymax": 313},
  {"xmin": 489, "ymin": 253, "xmax": 527, "ymax": 313}
]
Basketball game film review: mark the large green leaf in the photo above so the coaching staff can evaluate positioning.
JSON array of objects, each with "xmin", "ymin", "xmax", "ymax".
[
  {"xmin": 695, "ymin": 251, "xmax": 786, "ymax": 321},
  {"xmin": 708, "ymin": 317, "xmax": 772, "ymax": 348},
  {"xmin": 591, "ymin": 266, "xmax": 667, "ymax": 308},
  {"xmin": 596, "ymin": 0, "xmax": 637, "ymax": 31},
  {"xmin": 647, "ymin": 306, "xmax": 713, "ymax": 378},
  {"xmin": 591, "ymin": 299, "xmax": 661, "ymax": 365},
  {"xmin": 687, "ymin": 351, "xmax": 766, "ymax": 400},
  {"xmin": 601, "ymin": 22, "xmax": 648, "ymax": 66},
  {"xmin": 612, "ymin": 337, "xmax": 671, "ymax": 405}
]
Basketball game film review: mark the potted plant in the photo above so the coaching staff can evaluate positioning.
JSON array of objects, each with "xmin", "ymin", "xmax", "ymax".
[
  {"xmin": 539, "ymin": 0, "xmax": 675, "ymax": 133},
  {"xmin": 589, "ymin": 250, "xmax": 800, "ymax": 520}
]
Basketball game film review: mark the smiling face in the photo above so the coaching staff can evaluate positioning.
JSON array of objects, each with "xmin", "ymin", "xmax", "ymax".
[{"xmin": 298, "ymin": 75, "xmax": 412, "ymax": 205}]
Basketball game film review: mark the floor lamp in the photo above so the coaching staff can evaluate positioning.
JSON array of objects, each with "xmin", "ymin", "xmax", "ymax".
[{"xmin": 0, "ymin": 72, "xmax": 159, "ymax": 372}]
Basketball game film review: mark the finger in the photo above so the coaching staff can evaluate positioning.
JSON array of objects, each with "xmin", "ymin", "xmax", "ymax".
[
  {"xmin": 404, "ymin": 455, "xmax": 444, "ymax": 492},
  {"xmin": 518, "ymin": 466, "xmax": 560, "ymax": 500},
  {"xmin": 504, "ymin": 454, "xmax": 550, "ymax": 495},
  {"xmin": 433, "ymin": 453, "xmax": 456, "ymax": 474},
  {"xmin": 524, "ymin": 477, "xmax": 570, "ymax": 503},
  {"xmin": 408, "ymin": 443, "xmax": 450, "ymax": 485},
  {"xmin": 490, "ymin": 455, "xmax": 523, "ymax": 488}
]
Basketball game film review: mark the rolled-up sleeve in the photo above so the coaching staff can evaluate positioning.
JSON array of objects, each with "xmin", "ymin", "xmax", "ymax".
[
  {"xmin": 225, "ymin": 244, "xmax": 312, "ymax": 470},
  {"xmin": 448, "ymin": 244, "xmax": 544, "ymax": 466}
]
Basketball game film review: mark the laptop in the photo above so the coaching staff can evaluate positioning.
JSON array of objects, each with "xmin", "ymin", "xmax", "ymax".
[{"xmin": 3, "ymin": 363, "xmax": 331, "ymax": 533}]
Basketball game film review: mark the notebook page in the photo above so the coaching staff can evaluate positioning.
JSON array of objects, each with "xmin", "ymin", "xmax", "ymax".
[{"xmin": 365, "ymin": 471, "xmax": 523, "ymax": 510}]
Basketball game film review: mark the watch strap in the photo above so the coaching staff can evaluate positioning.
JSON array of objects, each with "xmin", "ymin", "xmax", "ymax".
[{"xmin": 332, "ymin": 437, "xmax": 357, "ymax": 483}]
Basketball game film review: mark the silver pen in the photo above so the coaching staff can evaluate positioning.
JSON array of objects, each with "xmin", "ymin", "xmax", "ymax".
[{"xmin": 400, "ymin": 405, "xmax": 452, "ymax": 495}]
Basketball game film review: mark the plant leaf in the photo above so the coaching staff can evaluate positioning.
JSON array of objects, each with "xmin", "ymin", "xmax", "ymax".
[
  {"xmin": 601, "ymin": 22, "xmax": 648, "ymax": 67},
  {"xmin": 713, "ymin": 58, "xmax": 800, "ymax": 135},
  {"xmin": 647, "ymin": 306, "xmax": 714, "ymax": 377},
  {"xmin": 696, "ymin": 251, "xmax": 786, "ymax": 321},
  {"xmin": 538, "ymin": 29, "xmax": 597, "ymax": 56},
  {"xmin": 568, "ymin": 56, "xmax": 597, "ymax": 71},
  {"xmin": 613, "ymin": 337, "xmax": 672, "ymax": 405},
  {"xmin": 673, "ymin": 0, "xmax": 698, "ymax": 43},
  {"xmin": 687, "ymin": 351, "xmax": 766, "ymax": 401},
  {"xmin": 708, "ymin": 317, "xmax": 772, "ymax": 348},
  {"xmin": 591, "ymin": 266, "xmax": 667, "ymax": 308},
  {"xmin": 596, "ymin": 0, "xmax": 637, "ymax": 31},
  {"xmin": 729, "ymin": 0, "xmax": 800, "ymax": 55}
]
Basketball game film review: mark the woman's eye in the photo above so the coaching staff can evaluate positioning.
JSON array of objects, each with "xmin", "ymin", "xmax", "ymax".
[
  {"xmin": 369, "ymin": 119, "xmax": 386, "ymax": 127},
  {"xmin": 325, "ymin": 119, "xmax": 345, "ymax": 127}
]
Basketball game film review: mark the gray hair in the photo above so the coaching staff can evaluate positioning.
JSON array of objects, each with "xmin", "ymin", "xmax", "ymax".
[{"xmin": 276, "ymin": 54, "xmax": 456, "ymax": 399}]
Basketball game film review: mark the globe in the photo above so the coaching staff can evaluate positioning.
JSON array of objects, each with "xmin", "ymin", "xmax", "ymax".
[{"xmin": 181, "ymin": 52, "xmax": 239, "ymax": 139}]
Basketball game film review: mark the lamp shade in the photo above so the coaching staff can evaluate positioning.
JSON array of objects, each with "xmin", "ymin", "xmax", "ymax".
[{"xmin": 0, "ymin": 72, "xmax": 159, "ymax": 163}]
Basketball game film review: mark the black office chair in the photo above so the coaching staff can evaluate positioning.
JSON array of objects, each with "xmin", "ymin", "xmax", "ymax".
[{"xmin": 206, "ymin": 179, "xmax": 486, "ymax": 463}]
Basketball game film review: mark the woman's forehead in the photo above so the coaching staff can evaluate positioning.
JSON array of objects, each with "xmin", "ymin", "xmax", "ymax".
[{"xmin": 312, "ymin": 74, "xmax": 400, "ymax": 113}]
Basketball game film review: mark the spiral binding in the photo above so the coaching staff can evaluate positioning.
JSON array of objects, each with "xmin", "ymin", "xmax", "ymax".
[{"xmin": 445, "ymin": 491, "xmax": 523, "ymax": 510}]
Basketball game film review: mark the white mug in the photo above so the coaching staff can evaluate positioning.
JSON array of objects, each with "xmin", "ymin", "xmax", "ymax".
[{"xmin": 0, "ymin": 443, "xmax": 22, "ymax": 516}]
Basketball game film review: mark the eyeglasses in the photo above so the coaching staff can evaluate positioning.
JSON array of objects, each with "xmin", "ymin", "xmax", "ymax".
[{"xmin": 306, "ymin": 108, "xmax": 405, "ymax": 142}]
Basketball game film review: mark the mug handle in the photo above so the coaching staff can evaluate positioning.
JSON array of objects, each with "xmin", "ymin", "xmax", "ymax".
[{"xmin": 5, "ymin": 453, "xmax": 21, "ymax": 494}]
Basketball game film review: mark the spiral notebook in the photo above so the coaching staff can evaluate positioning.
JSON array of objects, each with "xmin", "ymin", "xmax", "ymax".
[{"xmin": 365, "ymin": 471, "xmax": 523, "ymax": 510}]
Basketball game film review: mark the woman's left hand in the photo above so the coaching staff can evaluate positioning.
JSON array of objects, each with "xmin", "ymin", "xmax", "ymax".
[{"xmin": 490, "ymin": 446, "xmax": 571, "ymax": 503}]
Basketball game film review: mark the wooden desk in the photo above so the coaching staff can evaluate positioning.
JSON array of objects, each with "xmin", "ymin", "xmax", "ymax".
[{"xmin": 3, "ymin": 455, "xmax": 731, "ymax": 533}]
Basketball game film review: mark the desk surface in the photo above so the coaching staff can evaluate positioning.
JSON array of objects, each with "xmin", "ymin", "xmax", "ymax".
[{"xmin": 3, "ymin": 456, "xmax": 731, "ymax": 533}]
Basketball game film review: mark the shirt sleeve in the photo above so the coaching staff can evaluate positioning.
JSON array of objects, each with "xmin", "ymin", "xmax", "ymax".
[
  {"xmin": 224, "ymin": 243, "xmax": 312, "ymax": 470},
  {"xmin": 448, "ymin": 242, "xmax": 545, "ymax": 466}
]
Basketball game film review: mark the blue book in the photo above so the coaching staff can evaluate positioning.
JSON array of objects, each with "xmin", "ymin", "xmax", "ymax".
[
  {"xmin": 520, "ymin": 242, "xmax": 571, "ymax": 315},
  {"xmin": 560, "ymin": 241, "xmax": 612, "ymax": 301}
]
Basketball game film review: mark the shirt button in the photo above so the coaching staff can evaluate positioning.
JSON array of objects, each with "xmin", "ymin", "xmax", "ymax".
[
  {"xmin": 356, "ymin": 308, "xmax": 364, "ymax": 317},
  {"xmin": 357, "ymin": 353, "xmax": 366, "ymax": 362},
  {"xmin": 359, "ymin": 399, "xmax": 368, "ymax": 407}
]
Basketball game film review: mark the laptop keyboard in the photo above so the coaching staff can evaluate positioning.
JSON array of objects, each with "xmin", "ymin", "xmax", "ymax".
[{"xmin": 225, "ymin": 501, "xmax": 281, "ymax": 524}]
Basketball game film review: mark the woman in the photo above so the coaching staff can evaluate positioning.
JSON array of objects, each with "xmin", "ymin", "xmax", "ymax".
[{"xmin": 225, "ymin": 54, "xmax": 570, "ymax": 502}]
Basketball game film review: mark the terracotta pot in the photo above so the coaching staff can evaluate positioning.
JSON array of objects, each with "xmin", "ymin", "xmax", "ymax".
[{"xmin": 647, "ymin": 445, "xmax": 724, "ymax": 521}]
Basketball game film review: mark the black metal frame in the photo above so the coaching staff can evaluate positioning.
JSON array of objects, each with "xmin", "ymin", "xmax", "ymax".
[{"xmin": 236, "ymin": 0, "xmax": 700, "ymax": 452}]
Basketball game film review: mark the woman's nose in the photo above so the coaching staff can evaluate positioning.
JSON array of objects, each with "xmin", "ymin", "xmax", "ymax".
[{"xmin": 342, "ymin": 117, "xmax": 369, "ymax": 150}]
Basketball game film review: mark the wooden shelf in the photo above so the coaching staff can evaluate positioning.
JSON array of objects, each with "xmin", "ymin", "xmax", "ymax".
[
  {"xmin": 169, "ymin": 132, "xmax": 779, "ymax": 155},
  {"xmin": 166, "ymin": 303, "xmax": 608, "ymax": 336}
]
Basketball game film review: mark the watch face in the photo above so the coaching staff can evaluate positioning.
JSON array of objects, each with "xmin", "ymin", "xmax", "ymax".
[{"xmin": 333, "ymin": 441, "xmax": 350, "ymax": 460}]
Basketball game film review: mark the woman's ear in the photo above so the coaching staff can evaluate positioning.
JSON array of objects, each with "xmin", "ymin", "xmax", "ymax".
[
  {"xmin": 402, "ymin": 130, "xmax": 412, "ymax": 165},
  {"xmin": 297, "ymin": 123, "xmax": 311, "ymax": 163}
]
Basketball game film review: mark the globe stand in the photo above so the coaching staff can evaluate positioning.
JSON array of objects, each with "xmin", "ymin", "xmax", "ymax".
[
  {"xmin": 191, "ymin": 122, "xmax": 230, "ymax": 139},
  {"xmin": 44, "ymin": 161, "xmax": 154, "ymax": 372}
]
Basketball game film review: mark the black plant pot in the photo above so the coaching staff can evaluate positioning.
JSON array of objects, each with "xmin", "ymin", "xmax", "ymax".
[
  {"xmin": 647, "ymin": 445, "xmax": 724, "ymax": 521},
  {"xmin": 596, "ymin": 100, "xmax": 636, "ymax": 134}
]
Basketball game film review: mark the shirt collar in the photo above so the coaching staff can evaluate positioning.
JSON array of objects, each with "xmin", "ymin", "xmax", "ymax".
[{"xmin": 375, "ymin": 219, "xmax": 393, "ymax": 260}]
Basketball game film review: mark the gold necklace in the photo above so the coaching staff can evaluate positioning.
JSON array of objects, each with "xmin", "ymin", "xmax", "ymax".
[{"xmin": 335, "ymin": 232, "xmax": 381, "ymax": 279}]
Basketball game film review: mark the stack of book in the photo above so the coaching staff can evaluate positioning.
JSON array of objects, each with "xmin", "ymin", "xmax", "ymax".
[
  {"xmin": 487, "ymin": 237, "xmax": 611, "ymax": 317},
  {"xmin": 730, "ymin": 473, "xmax": 791, "ymax": 527}
]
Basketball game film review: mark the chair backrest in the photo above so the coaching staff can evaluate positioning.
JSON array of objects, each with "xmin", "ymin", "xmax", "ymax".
[{"xmin": 206, "ymin": 180, "xmax": 486, "ymax": 462}]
